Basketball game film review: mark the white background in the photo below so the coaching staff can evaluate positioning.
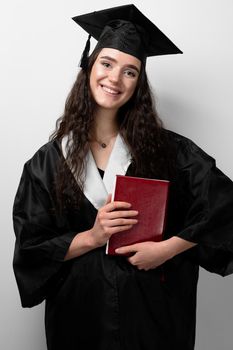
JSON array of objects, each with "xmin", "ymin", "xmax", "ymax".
[{"xmin": 1, "ymin": 0, "xmax": 233, "ymax": 349}]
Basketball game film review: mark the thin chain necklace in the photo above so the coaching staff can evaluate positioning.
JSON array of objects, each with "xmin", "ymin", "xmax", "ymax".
[{"xmin": 91, "ymin": 132, "xmax": 118, "ymax": 149}]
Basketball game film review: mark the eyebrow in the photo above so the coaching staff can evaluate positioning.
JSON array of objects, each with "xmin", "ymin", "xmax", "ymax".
[{"xmin": 99, "ymin": 55, "xmax": 140, "ymax": 73}]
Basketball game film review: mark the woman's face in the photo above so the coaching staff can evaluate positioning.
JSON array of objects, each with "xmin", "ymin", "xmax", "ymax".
[{"xmin": 90, "ymin": 48, "xmax": 141, "ymax": 113}]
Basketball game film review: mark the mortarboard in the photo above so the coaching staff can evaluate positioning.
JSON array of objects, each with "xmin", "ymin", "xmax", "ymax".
[{"xmin": 72, "ymin": 4, "xmax": 182, "ymax": 68}]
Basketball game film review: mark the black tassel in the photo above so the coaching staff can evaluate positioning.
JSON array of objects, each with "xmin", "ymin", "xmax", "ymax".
[{"xmin": 79, "ymin": 34, "xmax": 91, "ymax": 69}]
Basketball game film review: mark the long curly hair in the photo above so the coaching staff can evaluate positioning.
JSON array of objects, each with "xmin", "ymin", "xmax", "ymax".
[{"xmin": 50, "ymin": 48, "xmax": 175, "ymax": 209}]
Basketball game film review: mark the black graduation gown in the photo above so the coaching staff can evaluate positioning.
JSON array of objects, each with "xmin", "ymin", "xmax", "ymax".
[{"xmin": 13, "ymin": 130, "xmax": 233, "ymax": 350}]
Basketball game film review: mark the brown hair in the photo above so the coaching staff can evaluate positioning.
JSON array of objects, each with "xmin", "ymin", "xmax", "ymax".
[{"xmin": 50, "ymin": 48, "xmax": 175, "ymax": 209}]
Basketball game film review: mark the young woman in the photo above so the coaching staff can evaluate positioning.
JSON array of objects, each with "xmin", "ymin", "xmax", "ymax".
[{"xmin": 13, "ymin": 5, "xmax": 233, "ymax": 350}]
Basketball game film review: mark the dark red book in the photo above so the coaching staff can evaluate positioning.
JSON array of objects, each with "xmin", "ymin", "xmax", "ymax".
[{"xmin": 106, "ymin": 175, "xmax": 170, "ymax": 255}]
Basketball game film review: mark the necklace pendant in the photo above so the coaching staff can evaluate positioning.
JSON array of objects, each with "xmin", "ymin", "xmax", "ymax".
[{"xmin": 101, "ymin": 142, "xmax": 107, "ymax": 148}]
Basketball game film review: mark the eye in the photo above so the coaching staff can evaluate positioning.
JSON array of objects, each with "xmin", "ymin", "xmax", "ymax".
[
  {"xmin": 101, "ymin": 61, "xmax": 111, "ymax": 69},
  {"xmin": 124, "ymin": 69, "xmax": 137, "ymax": 78}
]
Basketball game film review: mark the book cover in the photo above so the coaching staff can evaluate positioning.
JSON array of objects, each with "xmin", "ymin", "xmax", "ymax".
[{"xmin": 106, "ymin": 175, "xmax": 170, "ymax": 255}]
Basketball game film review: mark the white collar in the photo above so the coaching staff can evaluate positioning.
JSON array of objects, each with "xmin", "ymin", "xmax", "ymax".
[{"xmin": 61, "ymin": 134, "xmax": 132, "ymax": 209}]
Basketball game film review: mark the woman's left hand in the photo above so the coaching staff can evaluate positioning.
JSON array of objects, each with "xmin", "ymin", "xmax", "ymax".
[{"xmin": 115, "ymin": 241, "xmax": 174, "ymax": 271}]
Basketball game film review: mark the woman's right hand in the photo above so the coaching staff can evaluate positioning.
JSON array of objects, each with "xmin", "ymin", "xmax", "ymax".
[{"xmin": 89, "ymin": 194, "xmax": 138, "ymax": 248}]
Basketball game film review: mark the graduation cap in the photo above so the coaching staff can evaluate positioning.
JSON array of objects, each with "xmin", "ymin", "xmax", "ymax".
[{"xmin": 72, "ymin": 4, "xmax": 182, "ymax": 68}]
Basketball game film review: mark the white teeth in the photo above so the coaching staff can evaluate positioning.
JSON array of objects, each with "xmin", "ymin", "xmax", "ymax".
[{"xmin": 102, "ymin": 85, "xmax": 120, "ymax": 95}]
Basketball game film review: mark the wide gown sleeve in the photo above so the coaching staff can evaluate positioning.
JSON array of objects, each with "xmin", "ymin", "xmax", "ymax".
[
  {"xmin": 175, "ymin": 138, "xmax": 233, "ymax": 276},
  {"xmin": 13, "ymin": 144, "xmax": 77, "ymax": 307}
]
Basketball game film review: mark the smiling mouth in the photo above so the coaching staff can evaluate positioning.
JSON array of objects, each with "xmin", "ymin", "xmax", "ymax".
[{"xmin": 101, "ymin": 85, "xmax": 121, "ymax": 95}]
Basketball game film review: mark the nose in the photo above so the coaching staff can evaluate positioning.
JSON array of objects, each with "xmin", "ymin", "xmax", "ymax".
[{"xmin": 108, "ymin": 68, "xmax": 121, "ymax": 84}]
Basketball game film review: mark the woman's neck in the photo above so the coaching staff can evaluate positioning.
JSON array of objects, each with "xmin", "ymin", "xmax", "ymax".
[{"xmin": 91, "ymin": 108, "xmax": 119, "ymax": 139}]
